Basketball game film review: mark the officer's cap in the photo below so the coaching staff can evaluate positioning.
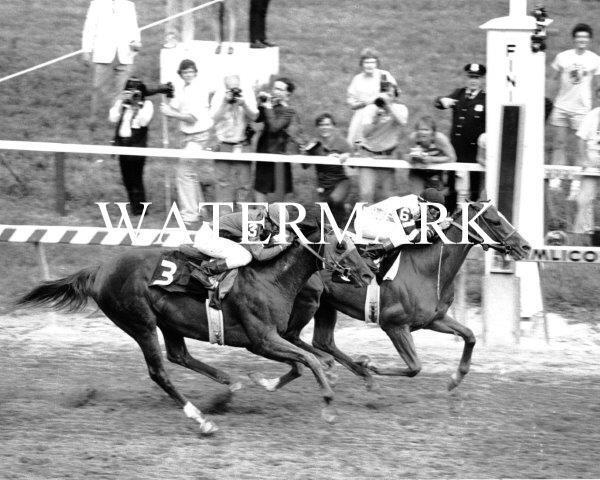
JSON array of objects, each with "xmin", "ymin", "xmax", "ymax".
[{"xmin": 464, "ymin": 63, "xmax": 486, "ymax": 77}]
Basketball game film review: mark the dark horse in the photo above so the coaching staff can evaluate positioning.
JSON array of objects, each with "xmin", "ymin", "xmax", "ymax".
[
  {"xmin": 275, "ymin": 201, "xmax": 531, "ymax": 391},
  {"xmin": 16, "ymin": 227, "xmax": 374, "ymax": 435}
]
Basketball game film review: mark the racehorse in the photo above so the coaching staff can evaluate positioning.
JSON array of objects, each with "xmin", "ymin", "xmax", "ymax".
[
  {"xmin": 16, "ymin": 226, "xmax": 374, "ymax": 435},
  {"xmin": 276, "ymin": 201, "xmax": 531, "ymax": 391}
]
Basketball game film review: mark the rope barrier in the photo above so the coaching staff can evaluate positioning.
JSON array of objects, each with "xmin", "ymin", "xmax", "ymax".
[{"xmin": 0, "ymin": 0, "xmax": 225, "ymax": 85}]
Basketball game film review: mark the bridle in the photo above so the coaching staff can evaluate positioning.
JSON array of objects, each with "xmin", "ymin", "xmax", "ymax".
[
  {"xmin": 448, "ymin": 203, "xmax": 515, "ymax": 254},
  {"xmin": 297, "ymin": 236, "xmax": 354, "ymax": 279}
]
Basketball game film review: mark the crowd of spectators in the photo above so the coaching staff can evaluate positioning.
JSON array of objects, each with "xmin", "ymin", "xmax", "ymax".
[{"xmin": 81, "ymin": 1, "xmax": 600, "ymax": 242}]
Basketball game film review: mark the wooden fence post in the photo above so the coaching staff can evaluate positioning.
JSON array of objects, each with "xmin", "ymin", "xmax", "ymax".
[{"xmin": 54, "ymin": 152, "xmax": 66, "ymax": 216}]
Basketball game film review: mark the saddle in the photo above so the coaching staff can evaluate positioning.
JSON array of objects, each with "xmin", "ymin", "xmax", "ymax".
[{"xmin": 149, "ymin": 248, "xmax": 237, "ymax": 310}]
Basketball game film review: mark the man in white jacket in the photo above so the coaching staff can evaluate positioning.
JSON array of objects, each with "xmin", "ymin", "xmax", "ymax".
[{"xmin": 82, "ymin": 0, "xmax": 141, "ymax": 130}]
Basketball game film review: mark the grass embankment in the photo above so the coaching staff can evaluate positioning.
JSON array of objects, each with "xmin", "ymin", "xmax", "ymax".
[{"xmin": 1, "ymin": 0, "xmax": 599, "ymax": 318}]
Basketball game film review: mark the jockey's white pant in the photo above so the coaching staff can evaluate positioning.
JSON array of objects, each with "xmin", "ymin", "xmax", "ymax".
[{"xmin": 193, "ymin": 223, "xmax": 252, "ymax": 268}]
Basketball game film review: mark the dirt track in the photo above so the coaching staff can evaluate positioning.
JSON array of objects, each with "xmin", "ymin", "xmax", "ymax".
[{"xmin": 2, "ymin": 310, "xmax": 599, "ymax": 479}]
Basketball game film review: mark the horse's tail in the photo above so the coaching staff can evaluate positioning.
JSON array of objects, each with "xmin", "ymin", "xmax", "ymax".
[{"xmin": 16, "ymin": 266, "xmax": 99, "ymax": 312}]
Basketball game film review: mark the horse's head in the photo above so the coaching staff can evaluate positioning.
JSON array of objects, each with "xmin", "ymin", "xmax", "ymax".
[
  {"xmin": 461, "ymin": 201, "xmax": 531, "ymax": 260},
  {"xmin": 321, "ymin": 232, "xmax": 375, "ymax": 288}
]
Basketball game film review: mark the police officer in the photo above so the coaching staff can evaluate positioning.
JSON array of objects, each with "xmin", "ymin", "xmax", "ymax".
[{"xmin": 435, "ymin": 63, "xmax": 486, "ymax": 211}]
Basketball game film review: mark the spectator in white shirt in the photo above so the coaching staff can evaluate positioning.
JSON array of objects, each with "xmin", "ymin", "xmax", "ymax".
[
  {"xmin": 346, "ymin": 48, "xmax": 398, "ymax": 147},
  {"xmin": 81, "ymin": 0, "xmax": 141, "ymax": 131},
  {"xmin": 549, "ymin": 23, "xmax": 600, "ymax": 197},
  {"xmin": 573, "ymin": 87, "xmax": 600, "ymax": 235},
  {"xmin": 161, "ymin": 59, "xmax": 216, "ymax": 226}
]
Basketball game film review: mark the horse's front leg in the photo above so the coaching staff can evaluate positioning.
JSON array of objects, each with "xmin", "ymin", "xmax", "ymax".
[
  {"xmin": 368, "ymin": 324, "xmax": 422, "ymax": 377},
  {"xmin": 427, "ymin": 314, "xmax": 476, "ymax": 390},
  {"xmin": 312, "ymin": 302, "xmax": 375, "ymax": 390}
]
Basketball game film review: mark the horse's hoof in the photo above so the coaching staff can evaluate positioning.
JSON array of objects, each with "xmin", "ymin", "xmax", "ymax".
[
  {"xmin": 229, "ymin": 380, "xmax": 244, "ymax": 392},
  {"xmin": 447, "ymin": 373, "xmax": 460, "ymax": 391},
  {"xmin": 248, "ymin": 372, "xmax": 278, "ymax": 392},
  {"xmin": 325, "ymin": 370, "xmax": 339, "ymax": 387},
  {"xmin": 199, "ymin": 420, "xmax": 219, "ymax": 436},
  {"xmin": 355, "ymin": 355, "xmax": 372, "ymax": 368},
  {"xmin": 321, "ymin": 405, "xmax": 338, "ymax": 424}
]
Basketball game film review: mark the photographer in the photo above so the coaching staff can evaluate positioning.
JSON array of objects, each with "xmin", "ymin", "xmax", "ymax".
[
  {"xmin": 356, "ymin": 84, "xmax": 408, "ymax": 203},
  {"xmin": 346, "ymin": 48, "xmax": 398, "ymax": 146},
  {"xmin": 254, "ymin": 77, "xmax": 303, "ymax": 202},
  {"xmin": 211, "ymin": 74, "xmax": 258, "ymax": 208},
  {"xmin": 109, "ymin": 78, "xmax": 154, "ymax": 215}
]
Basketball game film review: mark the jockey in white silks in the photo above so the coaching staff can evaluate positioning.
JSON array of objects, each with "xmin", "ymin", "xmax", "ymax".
[
  {"xmin": 190, "ymin": 204, "xmax": 291, "ymax": 289},
  {"xmin": 354, "ymin": 188, "xmax": 448, "ymax": 255}
]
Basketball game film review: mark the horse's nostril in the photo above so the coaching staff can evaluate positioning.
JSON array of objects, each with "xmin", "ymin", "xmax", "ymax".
[{"xmin": 523, "ymin": 244, "xmax": 531, "ymax": 252}]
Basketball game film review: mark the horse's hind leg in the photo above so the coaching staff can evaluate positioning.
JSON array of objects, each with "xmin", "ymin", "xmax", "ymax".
[
  {"xmin": 428, "ymin": 314, "xmax": 476, "ymax": 391},
  {"xmin": 132, "ymin": 329, "xmax": 218, "ymax": 435},
  {"xmin": 161, "ymin": 329, "xmax": 245, "ymax": 392}
]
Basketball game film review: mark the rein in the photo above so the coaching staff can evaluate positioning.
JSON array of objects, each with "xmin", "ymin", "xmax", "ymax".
[{"xmin": 297, "ymin": 238, "xmax": 352, "ymax": 279}]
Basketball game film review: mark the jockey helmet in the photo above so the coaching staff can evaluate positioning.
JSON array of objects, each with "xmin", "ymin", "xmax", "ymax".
[
  {"xmin": 267, "ymin": 203, "xmax": 290, "ymax": 228},
  {"xmin": 420, "ymin": 188, "xmax": 445, "ymax": 204}
]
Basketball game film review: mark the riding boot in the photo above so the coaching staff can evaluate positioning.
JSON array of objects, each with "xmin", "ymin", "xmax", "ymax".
[{"xmin": 191, "ymin": 259, "xmax": 229, "ymax": 290}]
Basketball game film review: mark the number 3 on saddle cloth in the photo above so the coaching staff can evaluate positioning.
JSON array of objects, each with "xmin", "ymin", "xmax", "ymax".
[{"xmin": 149, "ymin": 248, "xmax": 238, "ymax": 310}]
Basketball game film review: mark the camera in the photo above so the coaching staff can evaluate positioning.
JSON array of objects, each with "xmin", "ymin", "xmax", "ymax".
[
  {"xmin": 374, "ymin": 97, "xmax": 387, "ymax": 108},
  {"xmin": 146, "ymin": 81, "xmax": 174, "ymax": 99},
  {"xmin": 122, "ymin": 89, "xmax": 143, "ymax": 106},
  {"xmin": 258, "ymin": 91, "xmax": 271, "ymax": 103},
  {"xmin": 379, "ymin": 73, "xmax": 392, "ymax": 94},
  {"xmin": 227, "ymin": 87, "xmax": 242, "ymax": 104}
]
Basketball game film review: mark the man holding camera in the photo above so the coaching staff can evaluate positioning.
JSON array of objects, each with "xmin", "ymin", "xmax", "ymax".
[
  {"xmin": 109, "ymin": 78, "xmax": 154, "ymax": 215},
  {"xmin": 81, "ymin": 0, "xmax": 141, "ymax": 132},
  {"xmin": 356, "ymin": 83, "xmax": 408, "ymax": 203},
  {"xmin": 161, "ymin": 59, "xmax": 216, "ymax": 227},
  {"xmin": 211, "ymin": 74, "xmax": 258, "ymax": 209},
  {"xmin": 254, "ymin": 77, "xmax": 303, "ymax": 202}
]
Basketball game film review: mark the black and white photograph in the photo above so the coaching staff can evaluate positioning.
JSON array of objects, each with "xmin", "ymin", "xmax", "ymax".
[{"xmin": 1, "ymin": 1, "xmax": 600, "ymax": 478}]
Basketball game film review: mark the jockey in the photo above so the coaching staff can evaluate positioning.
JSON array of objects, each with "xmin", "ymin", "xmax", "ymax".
[
  {"xmin": 190, "ymin": 204, "xmax": 292, "ymax": 289},
  {"xmin": 355, "ymin": 188, "xmax": 447, "ymax": 257}
]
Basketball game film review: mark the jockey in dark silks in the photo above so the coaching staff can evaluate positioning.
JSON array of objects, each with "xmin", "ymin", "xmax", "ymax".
[{"xmin": 190, "ymin": 204, "xmax": 291, "ymax": 289}]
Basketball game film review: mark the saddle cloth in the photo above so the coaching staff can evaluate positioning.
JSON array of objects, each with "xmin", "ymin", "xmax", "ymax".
[{"xmin": 149, "ymin": 250, "xmax": 238, "ymax": 308}]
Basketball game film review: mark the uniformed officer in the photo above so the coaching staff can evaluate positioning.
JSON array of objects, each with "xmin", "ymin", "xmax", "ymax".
[{"xmin": 435, "ymin": 63, "xmax": 487, "ymax": 211}]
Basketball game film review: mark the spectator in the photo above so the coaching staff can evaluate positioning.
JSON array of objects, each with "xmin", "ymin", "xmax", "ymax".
[
  {"xmin": 254, "ymin": 77, "xmax": 302, "ymax": 202},
  {"xmin": 406, "ymin": 116, "xmax": 456, "ymax": 195},
  {"xmin": 109, "ymin": 78, "xmax": 154, "ymax": 215},
  {"xmin": 573, "ymin": 86, "xmax": 600, "ymax": 236},
  {"xmin": 213, "ymin": 0, "xmax": 238, "ymax": 54},
  {"xmin": 82, "ymin": 0, "xmax": 141, "ymax": 132},
  {"xmin": 356, "ymin": 85, "xmax": 408, "ymax": 203},
  {"xmin": 435, "ymin": 62, "xmax": 487, "ymax": 211},
  {"xmin": 249, "ymin": 0, "xmax": 274, "ymax": 48},
  {"xmin": 211, "ymin": 74, "xmax": 258, "ymax": 210},
  {"xmin": 548, "ymin": 23, "xmax": 600, "ymax": 199},
  {"xmin": 160, "ymin": 59, "xmax": 216, "ymax": 227},
  {"xmin": 164, "ymin": 0, "xmax": 194, "ymax": 47},
  {"xmin": 346, "ymin": 48, "xmax": 398, "ymax": 147},
  {"xmin": 303, "ymin": 113, "xmax": 352, "ymax": 224}
]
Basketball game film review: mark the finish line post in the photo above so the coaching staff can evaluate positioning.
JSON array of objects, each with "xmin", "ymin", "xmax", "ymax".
[{"xmin": 480, "ymin": 0, "xmax": 549, "ymax": 345}]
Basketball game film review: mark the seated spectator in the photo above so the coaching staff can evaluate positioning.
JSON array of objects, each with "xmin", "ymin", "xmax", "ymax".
[
  {"xmin": 407, "ymin": 116, "xmax": 456, "ymax": 195},
  {"xmin": 346, "ymin": 48, "xmax": 398, "ymax": 147},
  {"xmin": 254, "ymin": 77, "xmax": 303, "ymax": 202},
  {"xmin": 211, "ymin": 74, "xmax": 259, "ymax": 210},
  {"xmin": 109, "ymin": 78, "xmax": 154, "ymax": 215},
  {"xmin": 356, "ymin": 86, "xmax": 408, "ymax": 202},
  {"xmin": 303, "ymin": 113, "xmax": 352, "ymax": 224},
  {"xmin": 573, "ymin": 86, "xmax": 600, "ymax": 236}
]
